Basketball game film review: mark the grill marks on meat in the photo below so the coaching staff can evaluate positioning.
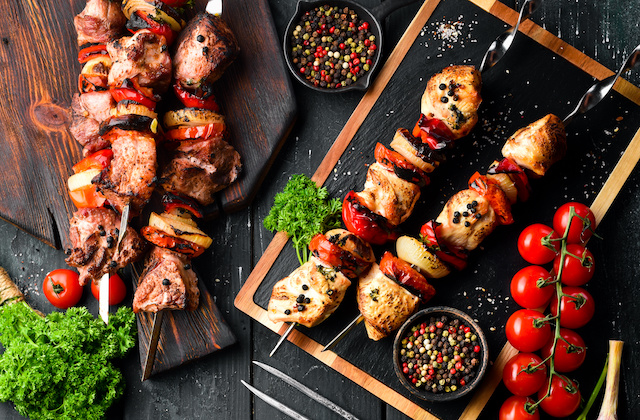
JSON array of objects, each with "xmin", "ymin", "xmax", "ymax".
[
  {"xmin": 65, "ymin": 207, "xmax": 146, "ymax": 286},
  {"xmin": 133, "ymin": 246, "xmax": 199, "ymax": 313},
  {"xmin": 95, "ymin": 131, "xmax": 157, "ymax": 215},
  {"xmin": 158, "ymin": 137, "xmax": 241, "ymax": 206},
  {"xmin": 173, "ymin": 12, "xmax": 239, "ymax": 89},
  {"xmin": 107, "ymin": 29, "xmax": 172, "ymax": 93},
  {"xmin": 69, "ymin": 91, "xmax": 114, "ymax": 156},
  {"xmin": 74, "ymin": 0, "xmax": 126, "ymax": 46}
]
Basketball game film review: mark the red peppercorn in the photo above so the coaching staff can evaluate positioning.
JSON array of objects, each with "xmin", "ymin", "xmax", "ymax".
[
  {"xmin": 429, "ymin": 325, "xmax": 436, "ymax": 333},
  {"xmin": 369, "ymin": 44, "xmax": 377, "ymax": 51},
  {"xmin": 421, "ymin": 323, "xmax": 427, "ymax": 329},
  {"xmin": 464, "ymin": 327, "xmax": 471, "ymax": 333},
  {"xmin": 450, "ymin": 368, "xmax": 457, "ymax": 375},
  {"xmin": 364, "ymin": 39, "xmax": 370, "ymax": 47},
  {"xmin": 366, "ymin": 59, "xmax": 373, "ymax": 65},
  {"xmin": 350, "ymin": 52, "xmax": 357, "ymax": 59},
  {"xmin": 313, "ymin": 66, "xmax": 319, "ymax": 71},
  {"xmin": 436, "ymin": 321, "xmax": 444, "ymax": 328},
  {"xmin": 362, "ymin": 22, "xmax": 369, "ymax": 30},
  {"xmin": 299, "ymin": 67, "xmax": 306, "ymax": 74},
  {"xmin": 329, "ymin": 26, "xmax": 335, "ymax": 34},
  {"xmin": 403, "ymin": 367, "xmax": 409, "ymax": 374},
  {"xmin": 339, "ymin": 43, "xmax": 345, "ymax": 49},
  {"xmin": 474, "ymin": 345, "xmax": 481, "ymax": 353},
  {"xmin": 419, "ymin": 328, "xmax": 425, "ymax": 335},
  {"xmin": 436, "ymin": 357, "xmax": 443, "ymax": 363},
  {"xmin": 455, "ymin": 362, "xmax": 463, "ymax": 370},
  {"xmin": 411, "ymin": 377, "xmax": 417, "ymax": 384},
  {"xmin": 349, "ymin": 22, "xmax": 355, "ymax": 28},
  {"xmin": 413, "ymin": 330, "xmax": 419, "ymax": 337},
  {"xmin": 354, "ymin": 66, "xmax": 360, "ymax": 73},
  {"xmin": 316, "ymin": 46, "xmax": 323, "ymax": 52},
  {"xmin": 353, "ymin": 58, "xmax": 360, "ymax": 65},
  {"xmin": 460, "ymin": 379, "xmax": 466, "ymax": 386}
]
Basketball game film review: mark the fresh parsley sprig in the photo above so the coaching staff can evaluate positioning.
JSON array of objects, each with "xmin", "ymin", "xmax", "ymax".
[{"xmin": 263, "ymin": 174, "xmax": 342, "ymax": 265}]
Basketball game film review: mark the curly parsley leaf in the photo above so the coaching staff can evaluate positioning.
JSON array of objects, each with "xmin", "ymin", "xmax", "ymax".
[
  {"xmin": 263, "ymin": 174, "xmax": 342, "ymax": 265},
  {"xmin": 0, "ymin": 302, "xmax": 136, "ymax": 420}
]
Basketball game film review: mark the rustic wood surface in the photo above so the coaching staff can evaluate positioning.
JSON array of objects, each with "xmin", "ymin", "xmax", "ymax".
[{"xmin": 0, "ymin": 0, "xmax": 639, "ymax": 419}]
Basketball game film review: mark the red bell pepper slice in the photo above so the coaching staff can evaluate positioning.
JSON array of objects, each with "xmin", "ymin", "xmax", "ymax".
[
  {"xmin": 141, "ymin": 226, "xmax": 205, "ymax": 258},
  {"xmin": 164, "ymin": 122, "xmax": 226, "ymax": 141},
  {"xmin": 419, "ymin": 220, "xmax": 468, "ymax": 271},
  {"xmin": 69, "ymin": 185, "xmax": 107, "ymax": 209},
  {"xmin": 342, "ymin": 190, "xmax": 398, "ymax": 245},
  {"xmin": 412, "ymin": 114, "xmax": 455, "ymax": 150},
  {"xmin": 173, "ymin": 82, "xmax": 220, "ymax": 111},
  {"xmin": 72, "ymin": 149, "xmax": 113, "ymax": 174},
  {"xmin": 78, "ymin": 44, "xmax": 108, "ymax": 63},
  {"xmin": 468, "ymin": 172, "xmax": 514, "ymax": 225},
  {"xmin": 111, "ymin": 87, "xmax": 157, "ymax": 110},
  {"xmin": 161, "ymin": 194, "xmax": 204, "ymax": 219},
  {"xmin": 374, "ymin": 143, "xmax": 430, "ymax": 187},
  {"xmin": 309, "ymin": 233, "xmax": 371, "ymax": 279},
  {"xmin": 487, "ymin": 158, "xmax": 531, "ymax": 202},
  {"xmin": 379, "ymin": 251, "xmax": 436, "ymax": 303},
  {"xmin": 134, "ymin": 11, "xmax": 176, "ymax": 45}
]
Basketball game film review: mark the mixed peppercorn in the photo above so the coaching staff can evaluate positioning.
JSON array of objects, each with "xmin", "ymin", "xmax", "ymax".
[
  {"xmin": 289, "ymin": 5, "xmax": 378, "ymax": 89},
  {"xmin": 398, "ymin": 315, "xmax": 482, "ymax": 394}
]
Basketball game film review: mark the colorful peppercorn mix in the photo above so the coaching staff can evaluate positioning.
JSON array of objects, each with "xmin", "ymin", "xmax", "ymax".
[
  {"xmin": 398, "ymin": 315, "xmax": 482, "ymax": 393},
  {"xmin": 289, "ymin": 5, "xmax": 377, "ymax": 89}
]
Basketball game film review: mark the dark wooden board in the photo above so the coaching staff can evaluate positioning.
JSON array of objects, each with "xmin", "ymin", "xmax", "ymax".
[
  {"xmin": 236, "ymin": 0, "xmax": 640, "ymax": 418},
  {"xmin": 0, "ymin": 0, "xmax": 297, "ymax": 248}
]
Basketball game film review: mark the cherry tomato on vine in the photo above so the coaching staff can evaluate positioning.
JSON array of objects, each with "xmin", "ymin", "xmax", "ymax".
[
  {"xmin": 517, "ymin": 224, "xmax": 560, "ymax": 265},
  {"xmin": 499, "ymin": 395, "xmax": 540, "ymax": 420},
  {"xmin": 553, "ymin": 244, "xmax": 595, "ymax": 286},
  {"xmin": 506, "ymin": 309, "xmax": 551, "ymax": 352},
  {"xmin": 553, "ymin": 202, "xmax": 596, "ymax": 244},
  {"xmin": 550, "ymin": 286, "xmax": 595, "ymax": 328},
  {"xmin": 541, "ymin": 328, "xmax": 586, "ymax": 372},
  {"xmin": 502, "ymin": 353, "xmax": 547, "ymax": 396},
  {"xmin": 90, "ymin": 273, "xmax": 127, "ymax": 306},
  {"xmin": 510, "ymin": 266, "xmax": 554, "ymax": 309},
  {"xmin": 537, "ymin": 375, "xmax": 581, "ymax": 418},
  {"xmin": 43, "ymin": 269, "xmax": 83, "ymax": 309}
]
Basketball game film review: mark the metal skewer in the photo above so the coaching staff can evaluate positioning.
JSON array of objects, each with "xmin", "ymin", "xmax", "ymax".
[
  {"xmin": 142, "ymin": 310, "xmax": 165, "ymax": 381},
  {"xmin": 270, "ymin": 322, "xmax": 296, "ymax": 357},
  {"xmin": 479, "ymin": 0, "xmax": 541, "ymax": 73},
  {"xmin": 322, "ymin": 314, "xmax": 363, "ymax": 352}
]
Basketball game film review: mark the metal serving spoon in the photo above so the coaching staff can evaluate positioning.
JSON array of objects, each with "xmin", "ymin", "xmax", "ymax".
[
  {"xmin": 479, "ymin": 0, "xmax": 541, "ymax": 73},
  {"xmin": 564, "ymin": 44, "xmax": 640, "ymax": 125}
]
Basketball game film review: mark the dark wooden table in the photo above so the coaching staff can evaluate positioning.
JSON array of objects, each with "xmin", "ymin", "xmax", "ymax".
[{"xmin": 1, "ymin": 0, "xmax": 639, "ymax": 419}]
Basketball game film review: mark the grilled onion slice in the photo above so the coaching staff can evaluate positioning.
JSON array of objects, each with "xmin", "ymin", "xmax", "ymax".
[
  {"xmin": 148, "ymin": 212, "xmax": 212, "ymax": 248},
  {"xmin": 163, "ymin": 108, "xmax": 225, "ymax": 129},
  {"xmin": 111, "ymin": 101, "xmax": 158, "ymax": 119},
  {"xmin": 396, "ymin": 236, "xmax": 450, "ymax": 279}
]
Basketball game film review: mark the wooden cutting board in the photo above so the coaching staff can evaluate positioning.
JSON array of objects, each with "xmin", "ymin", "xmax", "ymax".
[
  {"xmin": 235, "ymin": 0, "xmax": 640, "ymax": 418},
  {"xmin": 0, "ymin": 0, "xmax": 296, "ymax": 248}
]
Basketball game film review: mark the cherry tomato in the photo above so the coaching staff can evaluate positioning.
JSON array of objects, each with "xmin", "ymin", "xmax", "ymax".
[
  {"xmin": 499, "ymin": 395, "xmax": 540, "ymax": 420},
  {"xmin": 506, "ymin": 309, "xmax": 551, "ymax": 352},
  {"xmin": 537, "ymin": 375, "xmax": 581, "ymax": 418},
  {"xmin": 550, "ymin": 286, "xmax": 595, "ymax": 328},
  {"xmin": 502, "ymin": 353, "xmax": 547, "ymax": 396},
  {"xmin": 553, "ymin": 244, "xmax": 594, "ymax": 286},
  {"xmin": 517, "ymin": 224, "xmax": 560, "ymax": 264},
  {"xmin": 510, "ymin": 266, "xmax": 554, "ymax": 309},
  {"xmin": 541, "ymin": 328, "xmax": 586, "ymax": 372},
  {"xmin": 553, "ymin": 202, "xmax": 596, "ymax": 244},
  {"xmin": 43, "ymin": 269, "xmax": 83, "ymax": 309},
  {"xmin": 379, "ymin": 251, "xmax": 436, "ymax": 303},
  {"xmin": 90, "ymin": 273, "xmax": 127, "ymax": 306}
]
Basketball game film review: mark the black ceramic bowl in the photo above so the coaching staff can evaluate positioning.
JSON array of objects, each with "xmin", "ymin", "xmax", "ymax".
[
  {"xmin": 393, "ymin": 306, "xmax": 489, "ymax": 402},
  {"xmin": 283, "ymin": 0, "xmax": 417, "ymax": 93}
]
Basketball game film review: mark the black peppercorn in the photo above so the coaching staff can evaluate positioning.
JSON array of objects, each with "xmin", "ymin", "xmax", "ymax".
[
  {"xmin": 162, "ymin": 278, "xmax": 170, "ymax": 286},
  {"xmin": 302, "ymin": 284, "xmax": 309, "ymax": 290},
  {"xmin": 284, "ymin": 309, "xmax": 291, "ymax": 315},
  {"xmin": 296, "ymin": 294, "xmax": 305, "ymax": 303},
  {"xmin": 197, "ymin": 34, "xmax": 205, "ymax": 42}
]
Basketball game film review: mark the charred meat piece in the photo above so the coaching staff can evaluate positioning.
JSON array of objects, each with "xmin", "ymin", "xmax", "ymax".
[
  {"xmin": 158, "ymin": 137, "xmax": 241, "ymax": 206},
  {"xmin": 94, "ymin": 130, "xmax": 157, "ymax": 215},
  {"xmin": 421, "ymin": 65, "xmax": 482, "ymax": 139},
  {"xmin": 74, "ymin": 0, "xmax": 126, "ymax": 46},
  {"xmin": 107, "ymin": 29, "xmax": 172, "ymax": 93},
  {"xmin": 65, "ymin": 207, "xmax": 146, "ymax": 286},
  {"xmin": 354, "ymin": 162, "xmax": 421, "ymax": 226},
  {"xmin": 267, "ymin": 257, "xmax": 351, "ymax": 328},
  {"xmin": 173, "ymin": 12, "xmax": 239, "ymax": 90},
  {"xmin": 133, "ymin": 246, "xmax": 199, "ymax": 313},
  {"xmin": 435, "ymin": 189, "xmax": 498, "ymax": 252},
  {"xmin": 501, "ymin": 114, "xmax": 567, "ymax": 177},
  {"xmin": 357, "ymin": 263, "xmax": 420, "ymax": 341},
  {"xmin": 69, "ymin": 91, "xmax": 114, "ymax": 156}
]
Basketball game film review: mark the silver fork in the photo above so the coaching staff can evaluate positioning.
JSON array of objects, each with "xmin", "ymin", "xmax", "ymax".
[
  {"xmin": 479, "ymin": 0, "xmax": 541, "ymax": 73},
  {"xmin": 563, "ymin": 44, "xmax": 640, "ymax": 125}
]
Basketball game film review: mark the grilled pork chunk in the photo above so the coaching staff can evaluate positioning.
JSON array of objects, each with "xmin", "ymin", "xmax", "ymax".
[
  {"xmin": 74, "ymin": 0, "xmax": 126, "ymax": 46},
  {"xmin": 65, "ymin": 207, "xmax": 146, "ymax": 286},
  {"xmin": 357, "ymin": 263, "xmax": 419, "ymax": 341},
  {"xmin": 501, "ymin": 114, "xmax": 567, "ymax": 177},
  {"xmin": 173, "ymin": 12, "xmax": 239, "ymax": 90},
  {"xmin": 133, "ymin": 246, "xmax": 199, "ymax": 313},
  {"xmin": 158, "ymin": 137, "xmax": 241, "ymax": 206},
  {"xmin": 267, "ymin": 256, "xmax": 351, "ymax": 328},
  {"xmin": 421, "ymin": 65, "xmax": 482, "ymax": 139},
  {"xmin": 435, "ymin": 189, "xmax": 498, "ymax": 252},
  {"xmin": 355, "ymin": 162, "xmax": 421, "ymax": 226},
  {"xmin": 94, "ymin": 131, "xmax": 157, "ymax": 215},
  {"xmin": 107, "ymin": 29, "xmax": 172, "ymax": 93},
  {"xmin": 69, "ymin": 91, "xmax": 114, "ymax": 156}
]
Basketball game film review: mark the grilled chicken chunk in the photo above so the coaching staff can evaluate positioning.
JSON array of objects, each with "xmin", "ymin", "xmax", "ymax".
[
  {"xmin": 65, "ymin": 207, "xmax": 146, "ymax": 286},
  {"xmin": 69, "ymin": 91, "xmax": 114, "ymax": 156},
  {"xmin": 133, "ymin": 246, "xmax": 200, "ymax": 313},
  {"xmin": 435, "ymin": 189, "xmax": 498, "ymax": 252},
  {"xmin": 158, "ymin": 137, "xmax": 241, "ymax": 206},
  {"xmin": 95, "ymin": 131, "xmax": 157, "ymax": 215},
  {"xmin": 502, "ymin": 114, "xmax": 567, "ymax": 177},
  {"xmin": 355, "ymin": 162, "xmax": 421, "ymax": 226},
  {"xmin": 107, "ymin": 29, "xmax": 172, "ymax": 92},
  {"xmin": 421, "ymin": 65, "xmax": 482, "ymax": 139},
  {"xmin": 173, "ymin": 12, "xmax": 240, "ymax": 90},
  {"xmin": 357, "ymin": 263, "xmax": 420, "ymax": 341},
  {"xmin": 267, "ymin": 257, "xmax": 351, "ymax": 328},
  {"xmin": 390, "ymin": 128, "xmax": 442, "ymax": 174},
  {"xmin": 74, "ymin": 0, "xmax": 126, "ymax": 46}
]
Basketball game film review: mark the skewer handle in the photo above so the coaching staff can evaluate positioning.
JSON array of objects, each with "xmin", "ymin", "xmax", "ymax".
[{"xmin": 142, "ymin": 310, "xmax": 165, "ymax": 381}]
